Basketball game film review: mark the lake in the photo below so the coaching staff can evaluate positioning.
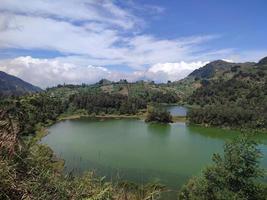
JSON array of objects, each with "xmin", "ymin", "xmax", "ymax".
[
  {"xmin": 163, "ymin": 105, "xmax": 188, "ymax": 116},
  {"xmin": 41, "ymin": 117, "xmax": 267, "ymax": 198}
]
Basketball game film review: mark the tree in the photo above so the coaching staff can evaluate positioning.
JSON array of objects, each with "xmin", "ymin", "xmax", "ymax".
[
  {"xmin": 178, "ymin": 136, "xmax": 267, "ymax": 200},
  {"xmin": 145, "ymin": 105, "xmax": 173, "ymax": 123}
]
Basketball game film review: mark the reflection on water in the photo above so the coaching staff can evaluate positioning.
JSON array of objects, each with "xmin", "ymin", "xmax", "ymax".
[
  {"xmin": 41, "ymin": 118, "xmax": 267, "ymax": 199},
  {"xmin": 147, "ymin": 123, "xmax": 171, "ymax": 135}
]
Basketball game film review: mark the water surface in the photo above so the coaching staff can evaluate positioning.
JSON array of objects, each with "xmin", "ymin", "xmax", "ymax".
[
  {"xmin": 41, "ymin": 118, "xmax": 267, "ymax": 190},
  {"xmin": 163, "ymin": 105, "xmax": 188, "ymax": 116}
]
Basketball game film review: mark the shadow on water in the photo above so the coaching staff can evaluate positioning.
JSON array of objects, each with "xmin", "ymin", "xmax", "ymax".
[
  {"xmin": 187, "ymin": 125, "xmax": 240, "ymax": 140},
  {"xmin": 188, "ymin": 124, "xmax": 267, "ymax": 144},
  {"xmin": 147, "ymin": 123, "xmax": 171, "ymax": 136}
]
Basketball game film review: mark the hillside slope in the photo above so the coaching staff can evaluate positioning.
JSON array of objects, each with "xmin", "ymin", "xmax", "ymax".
[
  {"xmin": 0, "ymin": 71, "xmax": 42, "ymax": 97},
  {"xmin": 172, "ymin": 59, "xmax": 256, "ymax": 99},
  {"xmin": 187, "ymin": 57, "xmax": 267, "ymax": 130}
]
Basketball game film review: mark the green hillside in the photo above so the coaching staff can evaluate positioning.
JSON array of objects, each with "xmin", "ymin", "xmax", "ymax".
[{"xmin": 187, "ymin": 57, "xmax": 267, "ymax": 131}]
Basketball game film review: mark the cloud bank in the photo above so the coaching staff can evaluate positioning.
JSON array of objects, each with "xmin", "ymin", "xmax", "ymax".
[{"xmin": 0, "ymin": 56, "xmax": 207, "ymax": 88}]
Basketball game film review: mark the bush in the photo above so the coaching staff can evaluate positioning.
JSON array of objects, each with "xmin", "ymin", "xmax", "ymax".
[
  {"xmin": 178, "ymin": 136, "xmax": 267, "ymax": 200},
  {"xmin": 145, "ymin": 105, "xmax": 173, "ymax": 123}
]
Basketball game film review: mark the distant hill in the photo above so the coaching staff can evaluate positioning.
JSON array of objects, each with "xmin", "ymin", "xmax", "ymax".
[
  {"xmin": 187, "ymin": 56, "xmax": 267, "ymax": 130},
  {"xmin": 188, "ymin": 60, "xmax": 256, "ymax": 79},
  {"xmin": 172, "ymin": 59, "xmax": 257, "ymax": 98},
  {"xmin": 189, "ymin": 60, "xmax": 235, "ymax": 79},
  {"xmin": 0, "ymin": 71, "xmax": 42, "ymax": 97},
  {"xmin": 258, "ymin": 56, "xmax": 267, "ymax": 65},
  {"xmin": 48, "ymin": 79, "xmax": 181, "ymax": 104}
]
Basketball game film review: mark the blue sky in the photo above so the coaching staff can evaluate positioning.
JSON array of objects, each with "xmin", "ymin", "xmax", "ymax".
[
  {"xmin": 0, "ymin": 0, "xmax": 266, "ymax": 87},
  {"xmin": 141, "ymin": 0, "xmax": 267, "ymax": 50}
]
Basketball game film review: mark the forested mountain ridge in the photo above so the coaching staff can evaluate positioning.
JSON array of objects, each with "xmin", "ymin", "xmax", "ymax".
[
  {"xmin": 0, "ymin": 71, "xmax": 42, "ymax": 97},
  {"xmin": 188, "ymin": 60, "xmax": 255, "ymax": 79},
  {"xmin": 187, "ymin": 57, "xmax": 267, "ymax": 130},
  {"xmin": 45, "ymin": 79, "xmax": 181, "ymax": 116},
  {"xmin": 50, "ymin": 79, "xmax": 181, "ymax": 101},
  {"xmin": 171, "ymin": 58, "xmax": 266, "ymax": 100}
]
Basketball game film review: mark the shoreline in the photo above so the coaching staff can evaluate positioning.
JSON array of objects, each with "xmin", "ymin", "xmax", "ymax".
[
  {"xmin": 35, "ymin": 111, "xmax": 266, "ymax": 144},
  {"xmin": 57, "ymin": 113, "xmax": 188, "ymax": 123},
  {"xmin": 31, "ymin": 110, "xmax": 266, "ymax": 194}
]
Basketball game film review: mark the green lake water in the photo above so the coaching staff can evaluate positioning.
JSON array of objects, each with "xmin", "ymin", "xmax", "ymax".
[{"xmin": 41, "ymin": 117, "xmax": 267, "ymax": 197}]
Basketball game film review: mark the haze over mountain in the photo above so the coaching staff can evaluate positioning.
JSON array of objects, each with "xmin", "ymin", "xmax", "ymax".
[{"xmin": 0, "ymin": 71, "xmax": 42, "ymax": 97}]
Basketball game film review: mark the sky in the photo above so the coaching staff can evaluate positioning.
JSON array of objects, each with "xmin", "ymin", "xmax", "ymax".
[{"xmin": 0, "ymin": 0, "xmax": 266, "ymax": 88}]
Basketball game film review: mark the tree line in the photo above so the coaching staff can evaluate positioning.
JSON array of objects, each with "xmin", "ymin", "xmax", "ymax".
[{"xmin": 187, "ymin": 70, "xmax": 267, "ymax": 130}]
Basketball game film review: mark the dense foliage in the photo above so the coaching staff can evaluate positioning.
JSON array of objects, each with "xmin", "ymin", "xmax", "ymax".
[
  {"xmin": 70, "ymin": 91, "xmax": 147, "ymax": 115},
  {"xmin": 0, "ymin": 93, "xmax": 67, "ymax": 135},
  {"xmin": 187, "ymin": 64, "xmax": 267, "ymax": 130},
  {"xmin": 0, "ymin": 79, "xmax": 182, "ymax": 137},
  {"xmin": 145, "ymin": 105, "xmax": 173, "ymax": 123},
  {"xmin": 56, "ymin": 81, "xmax": 179, "ymax": 115},
  {"xmin": 178, "ymin": 137, "xmax": 267, "ymax": 200},
  {"xmin": 0, "ymin": 93, "xmax": 165, "ymax": 200}
]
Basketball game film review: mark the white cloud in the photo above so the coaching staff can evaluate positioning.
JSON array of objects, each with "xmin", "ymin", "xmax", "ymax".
[
  {"xmin": 0, "ymin": 0, "xmax": 229, "ymax": 69},
  {"xmin": 146, "ymin": 61, "xmax": 209, "ymax": 82},
  {"xmin": 0, "ymin": 0, "xmax": 139, "ymax": 29},
  {"xmin": 0, "ymin": 56, "xmax": 110, "ymax": 88},
  {"xmin": 0, "ymin": 12, "xmax": 219, "ymax": 69},
  {"xmin": 0, "ymin": 56, "xmax": 207, "ymax": 88},
  {"xmin": 0, "ymin": 14, "xmax": 121, "ymax": 57}
]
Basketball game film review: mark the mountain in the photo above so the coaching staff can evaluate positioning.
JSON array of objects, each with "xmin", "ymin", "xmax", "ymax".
[
  {"xmin": 188, "ymin": 60, "xmax": 256, "ymax": 79},
  {"xmin": 172, "ymin": 59, "xmax": 258, "ymax": 99},
  {"xmin": 258, "ymin": 56, "xmax": 267, "ymax": 65},
  {"xmin": 0, "ymin": 71, "xmax": 42, "ymax": 97},
  {"xmin": 187, "ymin": 56, "xmax": 267, "ymax": 130},
  {"xmin": 189, "ymin": 60, "xmax": 235, "ymax": 79}
]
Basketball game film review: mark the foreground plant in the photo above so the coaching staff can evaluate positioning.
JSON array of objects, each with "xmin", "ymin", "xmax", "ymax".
[
  {"xmin": 178, "ymin": 136, "xmax": 267, "ymax": 200},
  {"xmin": 0, "ymin": 107, "xmax": 164, "ymax": 200}
]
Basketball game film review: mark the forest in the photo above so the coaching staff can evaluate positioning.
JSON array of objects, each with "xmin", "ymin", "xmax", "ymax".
[
  {"xmin": 0, "ymin": 80, "xmax": 181, "ymax": 137},
  {"xmin": 187, "ymin": 63, "xmax": 267, "ymax": 131}
]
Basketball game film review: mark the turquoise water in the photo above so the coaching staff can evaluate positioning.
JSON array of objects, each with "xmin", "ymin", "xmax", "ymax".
[{"xmin": 41, "ymin": 118, "xmax": 267, "ymax": 197}]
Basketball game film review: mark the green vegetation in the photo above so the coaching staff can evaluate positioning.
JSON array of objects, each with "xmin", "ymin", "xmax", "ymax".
[
  {"xmin": 0, "ymin": 93, "xmax": 67, "ymax": 135},
  {"xmin": 187, "ymin": 58, "xmax": 267, "ymax": 131},
  {"xmin": 178, "ymin": 136, "xmax": 267, "ymax": 200},
  {"xmin": 0, "ymin": 81, "xmax": 177, "ymax": 200},
  {"xmin": 145, "ymin": 105, "xmax": 173, "ymax": 123},
  {"xmin": 44, "ymin": 80, "xmax": 181, "ymax": 116},
  {"xmin": 0, "ymin": 106, "xmax": 165, "ymax": 200},
  {"xmin": 0, "ymin": 79, "xmax": 181, "ymax": 138}
]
